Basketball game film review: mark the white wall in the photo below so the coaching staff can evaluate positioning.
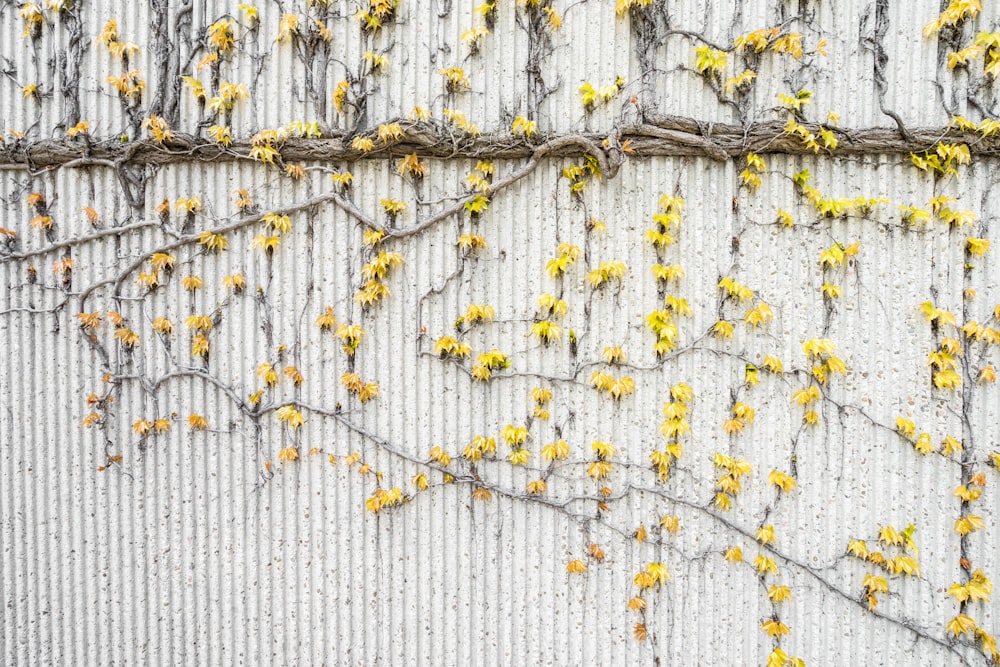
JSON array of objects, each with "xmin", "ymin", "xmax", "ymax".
[{"xmin": 1, "ymin": 1, "xmax": 999, "ymax": 665}]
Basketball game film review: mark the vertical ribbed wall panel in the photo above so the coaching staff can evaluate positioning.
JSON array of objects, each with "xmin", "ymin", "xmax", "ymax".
[
  {"xmin": 2, "ymin": 155, "xmax": 971, "ymax": 666},
  {"xmin": 3, "ymin": 0, "xmax": 1000, "ymax": 665},
  {"xmin": 4, "ymin": 0, "xmax": 999, "ymax": 139}
]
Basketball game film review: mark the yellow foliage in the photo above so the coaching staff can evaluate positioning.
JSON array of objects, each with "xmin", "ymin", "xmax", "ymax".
[
  {"xmin": 587, "ymin": 461, "xmax": 612, "ymax": 480},
  {"xmin": 947, "ymin": 614, "xmax": 978, "ymax": 637},
  {"xmin": 433, "ymin": 336, "xmax": 471, "ymax": 359},
  {"xmin": 439, "ymin": 67, "xmax": 471, "ymax": 92},
  {"xmin": 511, "ymin": 116, "xmax": 537, "ymax": 138},
  {"xmin": 114, "ymin": 328, "xmax": 139, "ymax": 348},
  {"xmin": 768, "ymin": 470, "xmax": 796, "ymax": 493},
  {"xmin": 712, "ymin": 320, "xmax": 734, "ymax": 340},
  {"xmin": 541, "ymin": 439, "xmax": 570, "ymax": 462},
  {"xmin": 590, "ymin": 371, "xmax": 635, "ymax": 400},
  {"xmin": 508, "ymin": 448, "xmax": 531, "ymax": 466},
  {"xmin": 627, "ymin": 596, "xmax": 645, "ymax": 611},
  {"xmin": 501, "ymin": 424, "xmax": 529, "ymax": 447},
  {"xmin": 745, "ymin": 303, "xmax": 773, "ymax": 327},
  {"xmin": 461, "ymin": 303, "xmax": 495, "ymax": 326},
  {"xmin": 151, "ymin": 317, "xmax": 173, "ymax": 335},
  {"xmin": 772, "ymin": 33, "xmax": 803, "ymax": 59},
  {"xmin": 753, "ymin": 554, "xmax": 778, "ymax": 576},
  {"xmin": 429, "ymin": 446, "xmax": 452, "ymax": 467},
  {"xmin": 923, "ymin": 0, "xmax": 981, "ymax": 38},
  {"xmin": 531, "ymin": 320, "xmax": 562, "ymax": 344},
  {"xmin": 756, "ymin": 525, "xmax": 776, "ymax": 545},
  {"xmin": 275, "ymin": 404, "xmax": 304, "ymax": 429},
  {"xmin": 693, "ymin": 45, "xmax": 727, "ymax": 76},
  {"xmin": 768, "ymin": 585, "xmax": 793, "ymax": 604},
  {"xmin": 955, "ymin": 514, "xmax": 985, "ymax": 536},
  {"xmin": 525, "ymin": 479, "xmax": 546, "ymax": 494},
  {"xmin": 461, "ymin": 26, "xmax": 489, "ymax": 49},
  {"xmin": 586, "ymin": 261, "xmax": 628, "ymax": 288}
]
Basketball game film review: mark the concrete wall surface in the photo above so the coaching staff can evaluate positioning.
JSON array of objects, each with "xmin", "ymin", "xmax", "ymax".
[{"xmin": 1, "ymin": 1, "xmax": 999, "ymax": 665}]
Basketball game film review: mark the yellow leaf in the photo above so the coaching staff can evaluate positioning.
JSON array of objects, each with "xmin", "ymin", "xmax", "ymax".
[
  {"xmin": 723, "ymin": 417, "xmax": 745, "ymax": 435},
  {"xmin": 745, "ymin": 303, "xmax": 774, "ymax": 327},
  {"xmin": 879, "ymin": 525, "xmax": 903, "ymax": 547},
  {"xmin": 792, "ymin": 386, "xmax": 821, "ymax": 406},
  {"xmin": 499, "ymin": 424, "xmax": 528, "ymax": 447},
  {"xmin": 955, "ymin": 514, "xmax": 985, "ymax": 536},
  {"xmin": 967, "ymin": 237, "xmax": 991, "ymax": 256},
  {"xmin": 723, "ymin": 69, "xmax": 757, "ymax": 93},
  {"xmin": 511, "ymin": 116, "xmax": 537, "ymax": 138},
  {"xmin": 756, "ymin": 525, "xmax": 776, "ymax": 545},
  {"xmin": 772, "ymin": 32, "xmax": 803, "ymax": 59},
  {"xmin": 886, "ymin": 554, "xmax": 920, "ymax": 576},
  {"xmin": 222, "ymin": 273, "xmax": 246, "ymax": 291},
  {"xmin": 257, "ymin": 362, "xmax": 279, "ymax": 386},
  {"xmin": 411, "ymin": 472, "xmax": 429, "ymax": 491},
  {"xmin": 586, "ymin": 461, "xmax": 612, "ymax": 480},
  {"xmin": 947, "ymin": 614, "xmax": 978, "ymax": 637},
  {"xmin": 646, "ymin": 562, "xmax": 669, "ymax": 585},
  {"xmin": 768, "ymin": 585, "xmax": 792, "ymax": 603},
  {"xmin": 768, "ymin": 470, "xmax": 796, "ymax": 493},
  {"xmin": 712, "ymin": 320, "xmax": 734, "ymax": 339},
  {"xmin": 525, "ymin": 479, "xmax": 546, "ymax": 494},
  {"xmin": 541, "ymin": 439, "xmax": 570, "ymax": 462},
  {"xmin": 527, "ymin": 387, "xmax": 553, "ymax": 408},
  {"xmin": 942, "ymin": 436, "xmax": 964, "ymax": 456},
  {"xmin": 670, "ymin": 382, "xmax": 693, "ymax": 403},
  {"xmin": 113, "ymin": 327, "xmax": 140, "ymax": 348},
  {"xmin": 276, "ymin": 13, "xmax": 299, "ymax": 42},
  {"xmin": 967, "ymin": 570, "xmax": 993, "ymax": 602},
  {"xmin": 934, "ymin": 369, "xmax": 961, "ymax": 390},
  {"xmin": 531, "ymin": 320, "xmax": 562, "ymax": 344},
  {"xmin": 847, "ymin": 540, "xmax": 868, "ymax": 559},
  {"xmin": 822, "ymin": 282, "xmax": 842, "ymax": 299},
  {"xmin": 191, "ymin": 334, "xmax": 210, "ymax": 357},
  {"xmin": 275, "ymin": 404, "xmax": 304, "ymax": 429},
  {"xmin": 439, "ymin": 67, "xmax": 471, "ymax": 92},
  {"xmin": 863, "ymin": 572, "xmax": 889, "ymax": 594},
  {"xmin": 753, "ymin": 554, "xmax": 778, "ymax": 576},
  {"xmin": 508, "ymin": 448, "xmax": 531, "ymax": 466},
  {"xmin": 461, "ymin": 25, "xmax": 489, "ymax": 48},
  {"xmin": 973, "ymin": 362, "xmax": 996, "ymax": 384},
  {"xmin": 693, "ymin": 45, "xmax": 727, "ymax": 76},
  {"xmin": 761, "ymin": 618, "xmax": 790, "ymax": 637},
  {"xmin": 767, "ymin": 648, "xmax": 790, "ymax": 667},
  {"xmin": 913, "ymin": 432, "xmax": 934, "ymax": 455},
  {"xmin": 427, "ymin": 446, "xmax": 452, "ymax": 467},
  {"xmin": 714, "ymin": 492, "xmax": 732, "ymax": 511}
]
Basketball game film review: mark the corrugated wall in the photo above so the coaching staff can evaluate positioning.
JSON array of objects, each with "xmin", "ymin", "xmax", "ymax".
[
  {"xmin": 2, "ymin": 0, "xmax": 999, "ymax": 135},
  {"xmin": 2, "ymin": 1, "xmax": 999, "ymax": 665}
]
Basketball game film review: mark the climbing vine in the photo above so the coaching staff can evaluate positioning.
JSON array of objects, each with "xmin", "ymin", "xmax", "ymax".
[{"xmin": 1, "ymin": 0, "xmax": 999, "ymax": 664}]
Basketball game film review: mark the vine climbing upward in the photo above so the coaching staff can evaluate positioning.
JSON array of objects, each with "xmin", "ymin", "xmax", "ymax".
[{"xmin": 1, "ymin": 0, "xmax": 999, "ymax": 665}]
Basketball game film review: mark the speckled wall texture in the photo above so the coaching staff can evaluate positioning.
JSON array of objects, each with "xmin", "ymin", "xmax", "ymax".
[{"xmin": 2, "ymin": 1, "xmax": 999, "ymax": 665}]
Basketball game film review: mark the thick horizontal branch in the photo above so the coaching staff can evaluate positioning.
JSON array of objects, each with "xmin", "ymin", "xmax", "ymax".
[{"xmin": 2, "ymin": 117, "xmax": 998, "ymax": 169}]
